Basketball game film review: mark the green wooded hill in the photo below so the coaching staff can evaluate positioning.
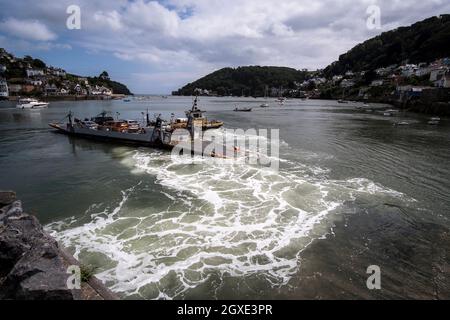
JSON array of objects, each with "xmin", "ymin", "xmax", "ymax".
[
  {"xmin": 173, "ymin": 66, "xmax": 309, "ymax": 96},
  {"xmin": 174, "ymin": 15, "xmax": 450, "ymax": 96},
  {"xmin": 86, "ymin": 76, "xmax": 132, "ymax": 95},
  {"xmin": 324, "ymin": 14, "xmax": 450, "ymax": 76}
]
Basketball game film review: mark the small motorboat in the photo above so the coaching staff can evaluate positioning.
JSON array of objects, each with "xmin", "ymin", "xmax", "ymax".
[
  {"xmin": 383, "ymin": 112, "xmax": 393, "ymax": 117},
  {"xmin": 260, "ymin": 103, "xmax": 269, "ymax": 108},
  {"xmin": 16, "ymin": 98, "xmax": 49, "ymax": 109},
  {"xmin": 338, "ymin": 99, "xmax": 349, "ymax": 104},
  {"xmin": 430, "ymin": 117, "xmax": 441, "ymax": 121},
  {"xmin": 234, "ymin": 107, "xmax": 252, "ymax": 112},
  {"xmin": 428, "ymin": 120, "xmax": 440, "ymax": 125},
  {"xmin": 394, "ymin": 121, "xmax": 410, "ymax": 126}
]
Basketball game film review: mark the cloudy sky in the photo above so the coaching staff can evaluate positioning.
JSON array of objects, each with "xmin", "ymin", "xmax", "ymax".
[{"xmin": 0, "ymin": 0, "xmax": 449, "ymax": 93}]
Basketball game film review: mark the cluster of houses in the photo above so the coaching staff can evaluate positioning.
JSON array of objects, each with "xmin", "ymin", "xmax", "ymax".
[
  {"xmin": 291, "ymin": 57, "xmax": 450, "ymax": 101},
  {"xmin": 335, "ymin": 58, "xmax": 450, "ymax": 95},
  {"xmin": 0, "ymin": 49, "xmax": 113, "ymax": 98},
  {"xmin": 372, "ymin": 58, "xmax": 450, "ymax": 87}
]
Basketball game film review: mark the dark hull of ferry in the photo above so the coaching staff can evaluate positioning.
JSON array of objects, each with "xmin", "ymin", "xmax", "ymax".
[
  {"xmin": 49, "ymin": 124, "xmax": 174, "ymax": 150},
  {"xmin": 49, "ymin": 124, "xmax": 237, "ymax": 157}
]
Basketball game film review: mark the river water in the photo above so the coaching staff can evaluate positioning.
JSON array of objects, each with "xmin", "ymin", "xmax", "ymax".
[{"xmin": 0, "ymin": 96, "xmax": 449, "ymax": 299}]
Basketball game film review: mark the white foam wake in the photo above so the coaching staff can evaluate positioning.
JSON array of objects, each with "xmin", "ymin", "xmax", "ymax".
[{"xmin": 46, "ymin": 146, "xmax": 413, "ymax": 299}]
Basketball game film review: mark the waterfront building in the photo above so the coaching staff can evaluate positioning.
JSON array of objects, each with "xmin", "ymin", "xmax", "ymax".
[
  {"xmin": 0, "ymin": 79, "xmax": 8, "ymax": 97},
  {"xmin": 8, "ymin": 84, "xmax": 22, "ymax": 94},
  {"xmin": 340, "ymin": 79, "xmax": 355, "ymax": 88}
]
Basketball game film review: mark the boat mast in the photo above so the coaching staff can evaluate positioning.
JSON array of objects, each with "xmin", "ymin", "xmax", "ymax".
[
  {"xmin": 146, "ymin": 109, "xmax": 150, "ymax": 127},
  {"xmin": 68, "ymin": 111, "xmax": 73, "ymax": 126},
  {"xmin": 150, "ymin": 114, "xmax": 163, "ymax": 143}
]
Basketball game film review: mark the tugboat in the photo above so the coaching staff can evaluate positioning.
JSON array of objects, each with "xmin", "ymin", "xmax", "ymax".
[{"xmin": 184, "ymin": 97, "xmax": 224, "ymax": 130}]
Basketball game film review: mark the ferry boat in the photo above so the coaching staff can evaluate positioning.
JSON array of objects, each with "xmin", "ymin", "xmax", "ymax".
[
  {"xmin": 181, "ymin": 97, "xmax": 224, "ymax": 130},
  {"xmin": 49, "ymin": 110, "xmax": 183, "ymax": 149},
  {"xmin": 16, "ymin": 98, "xmax": 49, "ymax": 109},
  {"xmin": 49, "ymin": 110, "xmax": 236, "ymax": 157}
]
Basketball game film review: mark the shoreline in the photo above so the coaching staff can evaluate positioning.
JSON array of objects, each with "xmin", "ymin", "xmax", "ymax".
[
  {"xmin": 0, "ymin": 191, "xmax": 118, "ymax": 300},
  {"xmin": 5, "ymin": 94, "xmax": 128, "ymax": 102},
  {"xmin": 2, "ymin": 94, "xmax": 448, "ymax": 118}
]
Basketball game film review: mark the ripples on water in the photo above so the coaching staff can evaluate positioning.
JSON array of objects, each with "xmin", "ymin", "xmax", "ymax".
[
  {"xmin": 1, "ymin": 97, "xmax": 448, "ymax": 299},
  {"xmin": 46, "ymin": 129, "xmax": 416, "ymax": 299}
]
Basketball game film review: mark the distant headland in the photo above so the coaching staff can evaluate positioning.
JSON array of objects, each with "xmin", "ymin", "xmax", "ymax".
[{"xmin": 0, "ymin": 48, "xmax": 132, "ymax": 101}]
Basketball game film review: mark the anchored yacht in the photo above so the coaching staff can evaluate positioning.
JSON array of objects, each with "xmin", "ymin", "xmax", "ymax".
[{"xmin": 16, "ymin": 98, "xmax": 49, "ymax": 109}]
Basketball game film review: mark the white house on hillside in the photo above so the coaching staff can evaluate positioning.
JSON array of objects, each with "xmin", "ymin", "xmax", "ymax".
[
  {"xmin": 0, "ymin": 79, "xmax": 8, "ymax": 97},
  {"xmin": 26, "ymin": 68, "xmax": 45, "ymax": 77}
]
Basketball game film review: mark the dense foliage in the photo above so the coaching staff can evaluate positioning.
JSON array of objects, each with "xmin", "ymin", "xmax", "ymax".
[
  {"xmin": 87, "ymin": 76, "xmax": 132, "ymax": 95},
  {"xmin": 173, "ymin": 66, "xmax": 309, "ymax": 96},
  {"xmin": 324, "ymin": 14, "xmax": 450, "ymax": 76}
]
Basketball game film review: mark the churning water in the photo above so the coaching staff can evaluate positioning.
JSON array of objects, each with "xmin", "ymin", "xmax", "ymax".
[{"xmin": 1, "ymin": 97, "xmax": 449, "ymax": 299}]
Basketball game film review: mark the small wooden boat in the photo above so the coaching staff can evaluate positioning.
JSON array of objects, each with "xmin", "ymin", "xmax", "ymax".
[{"xmin": 234, "ymin": 107, "xmax": 252, "ymax": 112}]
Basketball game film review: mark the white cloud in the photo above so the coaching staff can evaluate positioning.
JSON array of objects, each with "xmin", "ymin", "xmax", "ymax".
[
  {"xmin": 1, "ymin": 0, "xmax": 450, "ymax": 92},
  {"xmin": 93, "ymin": 11, "xmax": 123, "ymax": 31},
  {"xmin": 0, "ymin": 18, "xmax": 57, "ymax": 41},
  {"xmin": 124, "ymin": 0, "xmax": 180, "ymax": 36}
]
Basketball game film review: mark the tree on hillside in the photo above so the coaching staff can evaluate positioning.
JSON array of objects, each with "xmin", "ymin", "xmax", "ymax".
[
  {"xmin": 99, "ymin": 71, "xmax": 110, "ymax": 80},
  {"xmin": 33, "ymin": 59, "xmax": 46, "ymax": 69}
]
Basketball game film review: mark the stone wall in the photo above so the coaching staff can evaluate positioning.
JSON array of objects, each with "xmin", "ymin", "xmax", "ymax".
[{"xmin": 0, "ymin": 191, "xmax": 117, "ymax": 300}]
